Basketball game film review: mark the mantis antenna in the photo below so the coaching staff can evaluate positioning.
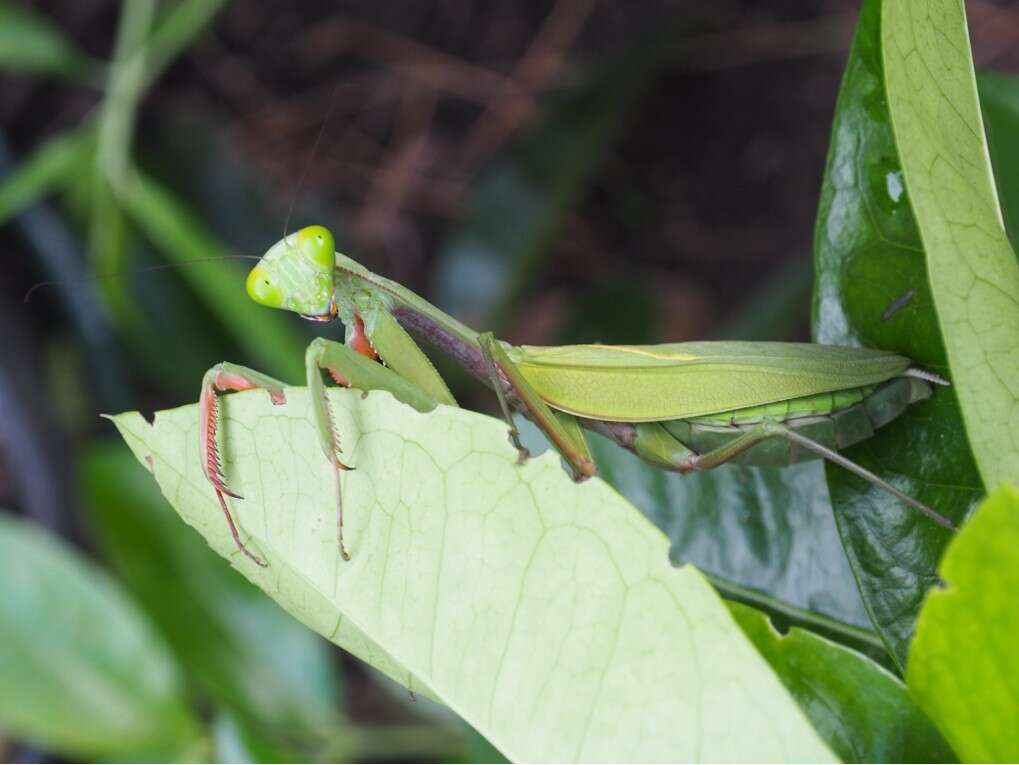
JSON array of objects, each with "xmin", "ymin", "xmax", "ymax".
[
  {"xmin": 282, "ymin": 83, "xmax": 341, "ymax": 244},
  {"xmin": 28, "ymin": 83, "xmax": 344, "ymax": 305},
  {"xmin": 22, "ymin": 255, "xmax": 263, "ymax": 304}
]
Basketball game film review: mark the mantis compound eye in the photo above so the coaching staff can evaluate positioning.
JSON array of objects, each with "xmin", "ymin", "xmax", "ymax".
[
  {"xmin": 245, "ymin": 264, "xmax": 285, "ymax": 308},
  {"xmin": 297, "ymin": 225, "xmax": 335, "ymax": 270}
]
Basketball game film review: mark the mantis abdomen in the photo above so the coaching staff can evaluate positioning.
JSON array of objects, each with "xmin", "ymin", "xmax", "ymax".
[{"xmin": 653, "ymin": 376, "xmax": 930, "ymax": 468}]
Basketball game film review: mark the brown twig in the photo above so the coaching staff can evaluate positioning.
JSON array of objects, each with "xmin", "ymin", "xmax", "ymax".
[
  {"xmin": 667, "ymin": 12, "xmax": 856, "ymax": 72},
  {"xmin": 301, "ymin": 16, "xmax": 534, "ymax": 107},
  {"xmin": 457, "ymin": 0, "xmax": 598, "ymax": 171}
]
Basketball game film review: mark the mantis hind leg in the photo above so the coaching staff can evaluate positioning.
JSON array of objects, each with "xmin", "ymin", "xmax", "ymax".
[
  {"xmin": 200, "ymin": 362, "xmax": 289, "ymax": 567},
  {"xmin": 632, "ymin": 420, "xmax": 956, "ymax": 530},
  {"xmin": 477, "ymin": 333, "xmax": 596, "ymax": 480}
]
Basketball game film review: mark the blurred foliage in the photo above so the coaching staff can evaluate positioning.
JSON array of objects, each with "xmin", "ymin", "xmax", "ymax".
[
  {"xmin": 0, "ymin": 0, "xmax": 468, "ymax": 760},
  {"xmin": 0, "ymin": 513, "xmax": 201, "ymax": 760},
  {"xmin": 432, "ymin": 41, "xmax": 663, "ymax": 333},
  {"xmin": 0, "ymin": 2, "xmax": 98, "ymax": 79},
  {"xmin": 81, "ymin": 444, "xmax": 344, "ymax": 759},
  {"xmin": 0, "ymin": 0, "xmax": 1014, "ymax": 760}
]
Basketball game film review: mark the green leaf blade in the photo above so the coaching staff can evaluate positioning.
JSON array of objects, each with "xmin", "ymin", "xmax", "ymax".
[
  {"xmin": 0, "ymin": 2, "xmax": 94, "ymax": 78},
  {"xmin": 882, "ymin": 0, "xmax": 1019, "ymax": 489},
  {"xmin": 112, "ymin": 389, "xmax": 836, "ymax": 762},
  {"xmin": 907, "ymin": 484, "xmax": 1019, "ymax": 761}
]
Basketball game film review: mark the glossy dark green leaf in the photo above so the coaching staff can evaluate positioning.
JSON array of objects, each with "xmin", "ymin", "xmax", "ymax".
[
  {"xmin": 80, "ymin": 442, "xmax": 343, "ymax": 753},
  {"xmin": 0, "ymin": 512, "xmax": 200, "ymax": 759},
  {"xmin": 730, "ymin": 602, "xmax": 954, "ymax": 763},
  {"xmin": 811, "ymin": 0, "xmax": 982, "ymax": 669}
]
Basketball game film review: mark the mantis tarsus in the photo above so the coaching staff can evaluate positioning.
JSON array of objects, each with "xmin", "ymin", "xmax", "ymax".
[{"xmin": 200, "ymin": 225, "xmax": 956, "ymax": 567}]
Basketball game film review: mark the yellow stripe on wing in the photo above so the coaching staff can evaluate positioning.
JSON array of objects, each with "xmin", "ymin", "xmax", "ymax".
[{"xmin": 583, "ymin": 344, "xmax": 700, "ymax": 362}]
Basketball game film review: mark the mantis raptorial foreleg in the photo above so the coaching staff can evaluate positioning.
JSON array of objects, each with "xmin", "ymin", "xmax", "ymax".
[
  {"xmin": 201, "ymin": 337, "xmax": 442, "ymax": 565},
  {"xmin": 478, "ymin": 332, "xmax": 596, "ymax": 479},
  {"xmin": 200, "ymin": 362, "xmax": 289, "ymax": 567},
  {"xmin": 367, "ymin": 311, "xmax": 457, "ymax": 407}
]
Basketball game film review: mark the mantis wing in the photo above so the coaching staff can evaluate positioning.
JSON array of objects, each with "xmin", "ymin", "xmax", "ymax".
[{"xmin": 512, "ymin": 341, "xmax": 912, "ymax": 422}]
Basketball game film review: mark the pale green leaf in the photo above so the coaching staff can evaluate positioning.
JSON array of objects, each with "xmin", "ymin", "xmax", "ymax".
[
  {"xmin": 112, "ymin": 389, "xmax": 835, "ymax": 763},
  {"xmin": 729, "ymin": 603, "xmax": 954, "ymax": 763},
  {"xmin": 0, "ymin": 512, "xmax": 199, "ymax": 758},
  {"xmin": 882, "ymin": 0, "xmax": 1019, "ymax": 488},
  {"xmin": 907, "ymin": 483, "xmax": 1019, "ymax": 762}
]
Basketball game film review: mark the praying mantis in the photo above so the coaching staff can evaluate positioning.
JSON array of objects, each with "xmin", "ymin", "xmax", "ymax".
[{"xmin": 200, "ymin": 224, "xmax": 955, "ymax": 567}]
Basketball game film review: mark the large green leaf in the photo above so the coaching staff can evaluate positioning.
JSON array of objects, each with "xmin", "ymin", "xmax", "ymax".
[
  {"xmin": 0, "ymin": 512, "xmax": 199, "ymax": 759},
  {"xmin": 112, "ymin": 389, "xmax": 834, "ymax": 762},
  {"xmin": 907, "ymin": 484, "xmax": 1019, "ymax": 761},
  {"xmin": 80, "ymin": 442, "xmax": 343, "ymax": 755},
  {"xmin": 730, "ymin": 603, "xmax": 953, "ymax": 763},
  {"xmin": 811, "ymin": 0, "xmax": 982, "ymax": 668},
  {"xmin": 883, "ymin": 0, "xmax": 1019, "ymax": 490}
]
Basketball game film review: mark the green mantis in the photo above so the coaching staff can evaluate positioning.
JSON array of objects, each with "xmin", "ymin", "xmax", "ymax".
[{"xmin": 200, "ymin": 225, "xmax": 955, "ymax": 566}]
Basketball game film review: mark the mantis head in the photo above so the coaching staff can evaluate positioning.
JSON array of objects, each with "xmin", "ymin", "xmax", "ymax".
[{"xmin": 246, "ymin": 225, "xmax": 337, "ymax": 320}]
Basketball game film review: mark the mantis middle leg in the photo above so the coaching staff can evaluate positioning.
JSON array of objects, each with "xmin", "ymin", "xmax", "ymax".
[{"xmin": 477, "ymin": 332, "xmax": 596, "ymax": 480}]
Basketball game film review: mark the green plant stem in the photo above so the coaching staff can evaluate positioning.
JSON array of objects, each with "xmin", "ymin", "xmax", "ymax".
[
  {"xmin": 712, "ymin": 575, "xmax": 886, "ymax": 653},
  {"xmin": 97, "ymin": 0, "xmax": 154, "ymax": 190},
  {"xmin": 90, "ymin": 0, "xmax": 154, "ymax": 321}
]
